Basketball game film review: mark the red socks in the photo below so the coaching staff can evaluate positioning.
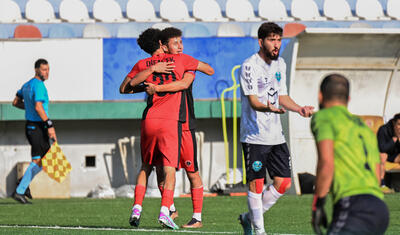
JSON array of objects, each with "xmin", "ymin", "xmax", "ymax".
[
  {"xmin": 133, "ymin": 184, "xmax": 146, "ymax": 206},
  {"xmin": 161, "ymin": 189, "xmax": 174, "ymax": 208},
  {"xmin": 191, "ymin": 186, "xmax": 203, "ymax": 213}
]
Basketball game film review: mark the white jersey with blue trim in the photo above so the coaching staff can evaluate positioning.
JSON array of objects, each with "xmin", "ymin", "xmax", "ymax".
[{"xmin": 239, "ymin": 53, "xmax": 287, "ymax": 145}]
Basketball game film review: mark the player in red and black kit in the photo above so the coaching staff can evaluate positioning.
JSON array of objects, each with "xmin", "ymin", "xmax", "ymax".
[
  {"xmin": 145, "ymin": 27, "xmax": 206, "ymax": 228},
  {"xmin": 120, "ymin": 28, "xmax": 214, "ymax": 229}
]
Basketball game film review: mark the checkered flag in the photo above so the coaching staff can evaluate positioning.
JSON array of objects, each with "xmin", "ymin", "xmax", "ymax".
[{"xmin": 41, "ymin": 142, "xmax": 72, "ymax": 183}]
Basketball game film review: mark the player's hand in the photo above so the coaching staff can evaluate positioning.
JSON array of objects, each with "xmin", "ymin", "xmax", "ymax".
[
  {"xmin": 144, "ymin": 82, "xmax": 157, "ymax": 95},
  {"xmin": 311, "ymin": 195, "xmax": 327, "ymax": 235},
  {"xmin": 48, "ymin": 127, "xmax": 57, "ymax": 142},
  {"xmin": 153, "ymin": 62, "xmax": 175, "ymax": 74},
  {"xmin": 266, "ymin": 101, "xmax": 286, "ymax": 114},
  {"xmin": 299, "ymin": 106, "xmax": 314, "ymax": 117}
]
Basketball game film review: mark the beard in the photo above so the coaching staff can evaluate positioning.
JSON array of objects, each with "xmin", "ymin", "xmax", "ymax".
[{"xmin": 262, "ymin": 44, "xmax": 279, "ymax": 61}]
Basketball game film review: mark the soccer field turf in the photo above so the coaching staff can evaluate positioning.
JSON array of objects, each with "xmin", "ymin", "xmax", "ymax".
[{"xmin": 0, "ymin": 194, "xmax": 399, "ymax": 234}]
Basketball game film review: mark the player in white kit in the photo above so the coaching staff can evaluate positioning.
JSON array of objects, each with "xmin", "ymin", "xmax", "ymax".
[{"xmin": 238, "ymin": 22, "xmax": 314, "ymax": 235}]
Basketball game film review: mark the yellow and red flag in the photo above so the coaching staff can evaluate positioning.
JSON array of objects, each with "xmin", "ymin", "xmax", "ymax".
[{"xmin": 41, "ymin": 142, "xmax": 72, "ymax": 183}]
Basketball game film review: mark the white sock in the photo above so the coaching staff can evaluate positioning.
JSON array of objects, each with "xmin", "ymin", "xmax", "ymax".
[
  {"xmin": 193, "ymin": 212, "xmax": 201, "ymax": 221},
  {"xmin": 170, "ymin": 203, "xmax": 176, "ymax": 211},
  {"xmin": 133, "ymin": 204, "xmax": 142, "ymax": 212},
  {"xmin": 248, "ymin": 191, "xmax": 265, "ymax": 232},
  {"xmin": 262, "ymin": 184, "xmax": 282, "ymax": 213},
  {"xmin": 160, "ymin": 206, "xmax": 169, "ymax": 215}
]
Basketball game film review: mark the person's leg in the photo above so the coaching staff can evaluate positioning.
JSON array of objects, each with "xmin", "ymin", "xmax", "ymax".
[
  {"xmin": 130, "ymin": 163, "xmax": 153, "ymax": 227},
  {"xmin": 183, "ymin": 171, "xmax": 203, "ymax": 227},
  {"xmin": 14, "ymin": 122, "xmax": 48, "ymax": 204},
  {"xmin": 258, "ymin": 143, "xmax": 291, "ymax": 234},
  {"xmin": 239, "ymin": 143, "xmax": 269, "ymax": 235},
  {"xmin": 181, "ymin": 129, "xmax": 203, "ymax": 228},
  {"xmin": 158, "ymin": 165, "xmax": 179, "ymax": 229},
  {"xmin": 156, "ymin": 165, "xmax": 178, "ymax": 218}
]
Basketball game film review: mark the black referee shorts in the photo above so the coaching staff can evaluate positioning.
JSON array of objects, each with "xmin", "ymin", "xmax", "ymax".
[
  {"xmin": 25, "ymin": 121, "xmax": 50, "ymax": 160},
  {"xmin": 242, "ymin": 142, "xmax": 291, "ymax": 182},
  {"xmin": 328, "ymin": 194, "xmax": 389, "ymax": 235}
]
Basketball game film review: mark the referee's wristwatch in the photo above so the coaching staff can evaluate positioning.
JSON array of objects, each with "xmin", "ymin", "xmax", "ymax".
[{"xmin": 45, "ymin": 119, "xmax": 54, "ymax": 128}]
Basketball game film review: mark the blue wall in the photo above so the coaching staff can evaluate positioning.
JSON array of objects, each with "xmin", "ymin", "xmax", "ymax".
[{"xmin": 103, "ymin": 37, "xmax": 290, "ymax": 100}]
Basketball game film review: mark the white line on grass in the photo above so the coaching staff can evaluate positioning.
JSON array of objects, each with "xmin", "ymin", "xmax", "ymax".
[{"xmin": 0, "ymin": 225, "xmax": 240, "ymax": 234}]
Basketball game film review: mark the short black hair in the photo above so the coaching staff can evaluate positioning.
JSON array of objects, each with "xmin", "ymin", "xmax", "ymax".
[
  {"xmin": 160, "ymin": 27, "xmax": 182, "ymax": 45},
  {"xmin": 258, "ymin": 22, "xmax": 283, "ymax": 40},
  {"xmin": 34, "ymin": 58, "xmax": 48, "ymax": 69},
  {"xmin": 393, "ymin": 113, "xmax": 400, "ymax": 122},
  {"xmin": 137, "ymin": 28, "xmax": 162, "ymax": 55},
  {"xmin": 320, "ymin": 74, "xmax": 350, "ymax": 103}
]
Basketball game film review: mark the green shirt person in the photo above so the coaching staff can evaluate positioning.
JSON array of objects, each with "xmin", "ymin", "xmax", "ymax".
[{"xmin": 311, "ymin": 74, "xmax": 389, "ymax": 235}]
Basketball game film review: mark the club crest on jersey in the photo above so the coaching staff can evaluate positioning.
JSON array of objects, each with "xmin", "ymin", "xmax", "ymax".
[
  {"xmin": 275, "ymin": 72, "xmax": 281, "ymax": 82},
  {"xmin": 185, "ymin": 160, "xmax": 192, "ymax": 167},
  {"xmin": 252, "ymin": 161, "xmax": 262, "ymax": 172}
]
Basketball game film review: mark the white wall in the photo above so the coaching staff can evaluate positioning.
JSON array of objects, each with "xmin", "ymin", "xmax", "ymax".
[
  {"xmin": 0, "ymin": 119, "xmax": 235, "ymax": 197},
  {"xmin": 0, "ymin": 39, "xmax": 103, "ymax": 102}
]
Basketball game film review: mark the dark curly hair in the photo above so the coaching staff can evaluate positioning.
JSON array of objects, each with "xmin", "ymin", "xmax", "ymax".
[{"xmin": 137, "ymin": 28, "xmax": 162, "ymax": 55}]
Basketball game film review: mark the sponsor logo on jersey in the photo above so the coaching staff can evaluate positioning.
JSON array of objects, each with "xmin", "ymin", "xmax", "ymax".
[
  {"xmin": 275, "ymin": 72, "xmax": 281, "ymax": 82},
  {"xmin": 252, "ymin": 161, "xmax": 262, "ymax": 172}
]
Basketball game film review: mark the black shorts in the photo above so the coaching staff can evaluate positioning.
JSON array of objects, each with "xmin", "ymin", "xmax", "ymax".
[
  {"xmin": 242, "ymin": 142, "xmax": 291, "ymax": 181},
  {"xmin": 328, "ymin": 194, "xmax": 389, "ymax": 235},
  {"xmin": 25, "ymin": 121, "xmax": 50, "ymax": 160}
]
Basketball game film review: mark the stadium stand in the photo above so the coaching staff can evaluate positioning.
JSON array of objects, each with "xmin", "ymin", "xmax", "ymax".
[
  {"xmin": 282, "ymin": 22, "xmax": 306, "ymax": 37},
  {"xmin": 13, "ymin": 24, "xmax": 42, "ymax": 38},
  {"xmin": 59, "ymin": 0, "xmax": 95, "ymax": 23},
  {"xmin": 225, "ymin": 0, "xmax": 261, "ymax": 22},
  {"xmin": 151, "ymin": 22, "xmax": 173, "ymax": 30},
  {"xmin": 0, "ymin": 27, "xmax": 9, "ymax": 39},
  {"xmin": 116, "ymin": 24, "xmax": 140, "ymax": 38},
  {"xmin": 355, "ymin": 0, "xmax": 391, "ymax": 21},
  {"xmin": 25, "ymin": 0, "xmax": 61, "ymax": 23},
  {"xmin": 183, "ymin": 23, "xmax": 212, "ymax": 37},
  {"xmin": 82, "ymin": 24, "xmax": 111, "ymax": 38},
  {"xmin": 160, "ymin": 0, "xmax": 195, "ymax": 22},
  {"xmin": 93, "ymin": 0, "xmax": 129, "ymax": 23},
  {"xmin": 193, "ymin": 0, "xmax": 228, "ymax": 22},
  {"xmin": 291, "ymin": 0, "xmax": 327, "ymax": 21},
  {"xmin": 1, "ymin": 0, "xmax": 400, "ymax": 39},
  {"xmin": 323, "ymin": 0, "xmax": 359, "ymax": 21},
  {"xmin": 258, "ymin": 0, "xmax": 294, "ymax": 22},
  {"xmin": 0, "ymin": 0, "xmax": 27, "ymax": 23},
  {"xmin": 48, "ymin": 24, "xmax": 76, "ymax": 38},
  {"xmin": 126, "ymin": 0, "xmax": 162, "ymax": 22},
  {"xmin": 387, "ymin": 0, "xmax": 400, "ymax": 20},
  {"xmin": 217, "ymin": 23, "xmax": 245, "ymax": 37}
]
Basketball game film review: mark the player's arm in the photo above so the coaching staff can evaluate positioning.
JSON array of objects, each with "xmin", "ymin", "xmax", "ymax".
[
  {"xmin": 279, "ymin": 95, "xmax": 314, "ymax": 117},
  {"xmin": 145, "ymin": 72, "xmax": 195, "ymax": 95},
  {"xmin": 130, "ymin": 62, "xmax": 175, "ymax": 87},
  {"xmin": 315, "ymin": 140, "xmax": 334, "ymax": 198},
  {"xmin": 247, "ymin": 95, "xmax": 285, "ymax": 114},
  {"xmin": 312, "ymin": 139, "xmax": 334, "ymax": 235},
  {"xmin": 120, "ymin": 62, "xmax": 175, "ymax": 94},
  {"xmin": 196, "ymin": 61, "xmax": 214, "ymax": 75},
  {"xmin": 35, "ymin": 102, "xmax": 57, "ymax": 142},
  {"xmin": 12, "ymin": 96, "xmax": 25, "ymax": 109}
]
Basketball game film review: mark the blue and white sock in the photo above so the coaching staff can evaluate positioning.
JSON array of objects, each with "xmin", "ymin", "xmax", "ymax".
[{"xmin": 16, "ymin": 162, "xmax": 42, "ymax": 195}]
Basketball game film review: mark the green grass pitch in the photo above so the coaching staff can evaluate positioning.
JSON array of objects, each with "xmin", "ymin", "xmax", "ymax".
[{"xmin": 0, "ymin": 194, "xmax": 399, "ymax": 234}]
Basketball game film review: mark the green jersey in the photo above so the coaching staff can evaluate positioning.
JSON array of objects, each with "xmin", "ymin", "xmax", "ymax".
[{"xmin": 311, "ymin": 105, "xmax": 383, "ymax": 203}]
